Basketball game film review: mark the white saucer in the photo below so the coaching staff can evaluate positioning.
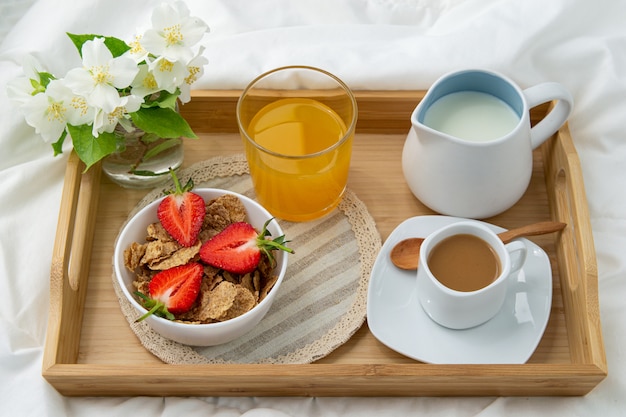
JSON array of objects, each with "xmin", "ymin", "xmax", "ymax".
[{"xmin": 367, "ymin": 215, "xmax": 552, "ymax": 364}]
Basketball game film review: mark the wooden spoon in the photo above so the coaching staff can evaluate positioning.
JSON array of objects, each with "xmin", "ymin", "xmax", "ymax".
[{"xmin": 389, "ymin": 221, "xmax": 566, "ymax": 271}]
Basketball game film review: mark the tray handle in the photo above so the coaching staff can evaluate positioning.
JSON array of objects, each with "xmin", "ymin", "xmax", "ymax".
[
  {"xmin": 51, "ymin": 152, "xmax": 101, "ymax": 292},
  {"xmin": 543, "ymin": 124, "xmax": 606, "ymax": 370},
  {"xmin": 46, "ymin": 152, "xmax": 101, "ymax": 367},
  {"xmin": 51, "ymin": 151, "xmax": 82, "ymax": 292}
]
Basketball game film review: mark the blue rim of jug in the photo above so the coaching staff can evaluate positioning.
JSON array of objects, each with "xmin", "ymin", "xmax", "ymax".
[{"xmin": 414, "ymin": 69, "xmax": 525, "ymax": 139}]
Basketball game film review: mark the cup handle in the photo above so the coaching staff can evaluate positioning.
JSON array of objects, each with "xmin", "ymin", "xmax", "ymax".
[
  {"xmin": 523, "ymin": 82, "xmax": 574, "ymax": 149},
  {"xmin": 505, "ymin": 240, "xmax": 527, "ymax": 275}
]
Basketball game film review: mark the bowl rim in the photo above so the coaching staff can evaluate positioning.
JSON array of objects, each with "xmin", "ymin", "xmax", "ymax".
[{"xmin": 113, "ymin": 187, "xmax": 288, "ymax": 330}]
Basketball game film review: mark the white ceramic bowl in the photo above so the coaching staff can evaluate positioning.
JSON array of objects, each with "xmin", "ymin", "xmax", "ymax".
[{"xmin": 113, "ymin": 188, "xmax": 288, "ymax": 346}]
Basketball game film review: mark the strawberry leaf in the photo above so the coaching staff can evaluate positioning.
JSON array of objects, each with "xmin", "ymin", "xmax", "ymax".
[
  {"xmin": 134, "ymin": 292, "xmax": 175, "ymax": 322},
  {"xmin": 256, "ymin": 219, "xmax": 294, "ymax": 268}
]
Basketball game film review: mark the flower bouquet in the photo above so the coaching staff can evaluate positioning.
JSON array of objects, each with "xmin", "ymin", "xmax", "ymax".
[{"xmin": 7, "ymin": 1, "xmax": 209, "ymax": 181}]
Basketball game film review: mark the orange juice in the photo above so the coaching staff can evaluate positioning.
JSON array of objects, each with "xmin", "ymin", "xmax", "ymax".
[{"xmin": 243, "ymin": 97, "xmax": 354, "ymax": 221}]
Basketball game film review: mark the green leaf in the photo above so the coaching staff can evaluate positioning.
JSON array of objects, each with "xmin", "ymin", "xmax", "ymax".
[
  {"xmin": 131, "ymin": 170, "xmax": 170, "ymax": 177},
  {"xmin": 38, "ymin": 72, "xmax": 56, "ymax": 88},
  {"xmin": 51, "ymin": 130, "xmax": 68, "ymax": 156},
  {"xmin": 29, "ymin": 71, "xmax": 56, "ymax": 94},
  {"xmin": 141, "ymin": 90, "xmax": 180, "ymax": 109},
  {"xmin": 156, "ymin": 92, "xmax": 181, "ymax": 109},
  {"xmin": 137, "ymin": 132, "xmax": 161, "ymax": 144},
  {"xmin": 143, "ymin": 137, "xmax": 182, "ymax": 161},
  {"xmin": 67, "ymin": 124, "xmax": 117, "ymax": 171},
  {"xmin": 158, "ymin": 92, "xmax": 180, "ymax": 109},
  {"xmin": 130, "ymin": 107, "xmax": 197, "ymax": 139},
  {"xmin": 30, "ymin": 78, "xmax": 46, "ymax": 95},
  {"xmin": 66, "ymin": 33, "xmax": 130, "ymax": 58}
]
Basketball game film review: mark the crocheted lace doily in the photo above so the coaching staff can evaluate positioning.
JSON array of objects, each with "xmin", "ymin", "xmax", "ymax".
[{"xmin": 112, "ymin": 154, "xmax": 381, "ymax": 364}]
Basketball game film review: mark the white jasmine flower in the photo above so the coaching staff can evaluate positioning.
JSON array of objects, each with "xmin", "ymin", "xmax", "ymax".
[
  {"xmin": 20, "ymin": 80, "xmax": 94, "ymax": 143},
  {"xmin": 126, "ymin": 33, "xmax": 150, "ymax": 63},
  {"xmin": 64, "ymin": 37, "xmax": 139, "ymax": 113},
  {"xmin": 130, "ymin": 63, "xmax": 162, "ymax": 98},
  {"xmin": 148, "ymin": 56, "xmax": 188, "ymax": 93},
  {"xmin": 6, "ymin": 55, "xmax": 51, "ymax": 106},
  {"xmin": 178, "ymin": 48, "xmax": 208, "ymax": 103},
  {"xmin": 6, "ymin": 77, "xmax": 37, "ymax": 107},
  {"xmin": 21, "ymin": 54, "xmax": 47, "ymax": 80},
  {"xmin": 141, "ymin": 1, "xmax": 209, "ymax": 63},
  {"xmin": 92, "ymin": 94, "xmax": 143, "ymax": 135}
]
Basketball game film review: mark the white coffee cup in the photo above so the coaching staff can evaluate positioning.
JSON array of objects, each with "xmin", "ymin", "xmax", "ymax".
[{"xmin": 416, "ymin": 221, "xmax": 527, "ymax": 330}]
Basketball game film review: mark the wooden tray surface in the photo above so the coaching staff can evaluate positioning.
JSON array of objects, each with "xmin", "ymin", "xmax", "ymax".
[{"xmin": 42, "ymin": 91, "xmax": 607, "ymax": 396}]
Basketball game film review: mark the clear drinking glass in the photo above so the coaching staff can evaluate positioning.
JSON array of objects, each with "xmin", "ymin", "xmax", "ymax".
[{"xmin": 237, "ymin": 66, "xmax": 357, "ymax": 222}]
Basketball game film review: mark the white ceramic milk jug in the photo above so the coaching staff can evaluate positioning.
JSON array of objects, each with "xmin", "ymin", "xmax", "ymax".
[{"xmin": 402, "ymin": 69, "xmax": 573, "ymax": 219}]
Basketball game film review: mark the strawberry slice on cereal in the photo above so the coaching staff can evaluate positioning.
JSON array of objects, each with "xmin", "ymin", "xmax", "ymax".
[
  {"xmin": 199, "ymin": 219, "xmax": 294, "ymax": 275},
  {"xmin": 134, "ymin": 262, "xmax": 203, "ymax": 321},
  {"xmin": 157, "ymin": 169, "xmax": 206, "ymax": 247}
]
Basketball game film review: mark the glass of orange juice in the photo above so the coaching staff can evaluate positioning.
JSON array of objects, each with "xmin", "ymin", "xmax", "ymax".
[{"xmin": 237, "ymin": 66, "xmax": 358, "ymax": 222}]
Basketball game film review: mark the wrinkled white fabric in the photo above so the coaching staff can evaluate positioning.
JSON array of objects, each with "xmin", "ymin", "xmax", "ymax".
[{"xmin": 1, "ymin": 0, "xmax": 625, "ymax": 416}]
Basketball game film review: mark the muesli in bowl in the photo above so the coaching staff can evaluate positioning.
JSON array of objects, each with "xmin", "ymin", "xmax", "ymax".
[{"xmin": 113, "ymin": 173, "xmax": 292, "ymax": 346}]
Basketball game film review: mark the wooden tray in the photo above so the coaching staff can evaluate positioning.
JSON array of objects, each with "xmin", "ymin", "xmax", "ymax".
[{"xmin": 43, "ymin": 90, "xmax": 607, "ymax": 396}]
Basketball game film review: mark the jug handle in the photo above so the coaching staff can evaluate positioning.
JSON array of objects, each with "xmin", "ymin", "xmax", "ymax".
[{"xmin": 524, "ymin": 82, "xmax": 573, "ymax": 149}]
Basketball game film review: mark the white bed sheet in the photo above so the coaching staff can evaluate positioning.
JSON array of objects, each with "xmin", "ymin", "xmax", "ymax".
[{"xmin": 1, "ymin": 0, "xmax": 625, "ymax": 415}]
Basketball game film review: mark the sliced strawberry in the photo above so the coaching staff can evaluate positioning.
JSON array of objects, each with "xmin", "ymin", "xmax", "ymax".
[
  {"xmin": 157, "ymin": 169, "xmax": 205, "ymax": 247},
  {"xmin": 199, "ymin": 218, "xmax": 294, "ymax": 275},
  {"xmin": 134, "ymin": 262, "xmax": 203, "ymax": 322}
]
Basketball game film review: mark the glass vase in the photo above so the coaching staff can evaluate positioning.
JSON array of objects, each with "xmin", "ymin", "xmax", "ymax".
[{"xmin": 101, "ymin": 123, "xmax": 184, "ymax": 189}]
